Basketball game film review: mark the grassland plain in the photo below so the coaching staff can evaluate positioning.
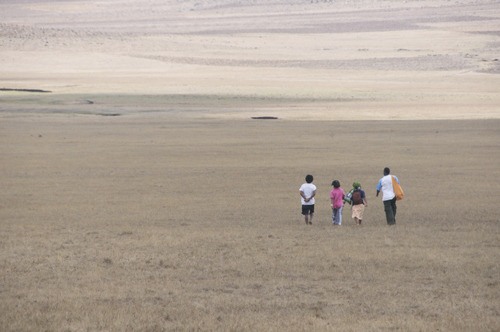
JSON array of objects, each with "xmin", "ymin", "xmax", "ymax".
[
  {"xmin": 1, "ymin": 0, "xmax": 499, "ymax": 330},
  {"xmin": 0, "ymin": 114, "xmax": 498, "ymax": 331}
]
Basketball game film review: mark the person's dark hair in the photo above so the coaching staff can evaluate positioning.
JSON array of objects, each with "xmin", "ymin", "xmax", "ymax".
[
  {"xmin": 332, "ymin": 180, "xmax": 340, "ymax": 188},
  {"xmin": 305, "ymin": 174, "xmax": 313, "ymax": 183},
  {"xmin": 384, "ymin": 167, "xmax": 391, "ymax": 176}
]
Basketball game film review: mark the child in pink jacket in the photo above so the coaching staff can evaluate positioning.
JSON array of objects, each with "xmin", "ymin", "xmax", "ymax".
[{"xmin": 330, "ymin": 180, "xmax": 345, "ymax": 225}]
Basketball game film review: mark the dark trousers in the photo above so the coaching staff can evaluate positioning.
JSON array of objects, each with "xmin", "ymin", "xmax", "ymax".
[{"xmin": 383, "ymin": 197, "xmax": 397, "ymax": 225}]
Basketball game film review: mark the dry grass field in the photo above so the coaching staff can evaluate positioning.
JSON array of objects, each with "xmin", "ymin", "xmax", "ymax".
[
  {"xmin": 1, "ymin": 116, "xmax": 499, "ymax": 331},
  {"xmin": 1, "ymin": 0, "xmax": 500, "ymax": 331}
]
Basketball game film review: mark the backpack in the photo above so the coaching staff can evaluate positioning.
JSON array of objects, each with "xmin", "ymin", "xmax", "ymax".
[{"xmin": 351, "ymin": 190, "xmax": 363, "ymax": 205}]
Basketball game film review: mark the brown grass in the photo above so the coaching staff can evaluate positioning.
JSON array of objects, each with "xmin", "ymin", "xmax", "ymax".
[
  {"xmin": 0, "ymin": 115, "xmax": 498, "ymax": 331},
  {"xmin": 1, "ymin": 0, "xmax": 499, "ymax": 330}
]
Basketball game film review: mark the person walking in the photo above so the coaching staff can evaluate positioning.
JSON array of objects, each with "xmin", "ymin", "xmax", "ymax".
[
  {"xmin": 350, "ymin": 182, "xmax": 367, "ymax": 225},
  {"xmin": 299, "ymin": 174, "xmax": 316, "ymax": 225},
  {"xmin": 376, "ymin": 167, "xmax": 400, "ymax": 225},
  {"xmin": 330, "ymin": 180, "xmax": 345, "ymax": 226}
]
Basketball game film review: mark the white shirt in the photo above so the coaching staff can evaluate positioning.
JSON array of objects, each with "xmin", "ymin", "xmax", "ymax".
[
  {"xmin": 376, "ymin": 175, "xmax": 399, "ymax": 201},
  {"xmin": 299, "ymin": 183, "xmax": 317, "ymax": 205}
]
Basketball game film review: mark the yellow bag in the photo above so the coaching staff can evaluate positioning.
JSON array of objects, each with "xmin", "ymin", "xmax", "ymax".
[{"xmin": 392, "ymin": 176, "xmax": 404, "ymax": 201}]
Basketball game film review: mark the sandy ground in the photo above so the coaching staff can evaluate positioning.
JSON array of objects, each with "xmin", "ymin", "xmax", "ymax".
[
  {"xmin": 1, "ymin": 0, "xmax": 500, "ymax": 331},
  {"xmin": 1, "ymin": 0, "xmax": 500, "ymax": 120}
]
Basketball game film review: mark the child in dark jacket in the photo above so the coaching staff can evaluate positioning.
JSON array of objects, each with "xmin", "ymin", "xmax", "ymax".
[{"xmin": 350, "ymin": 182, "xmax": 367, "ymax": 225}]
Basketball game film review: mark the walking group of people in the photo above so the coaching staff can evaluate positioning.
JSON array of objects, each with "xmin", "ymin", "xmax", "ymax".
[{"xmin": 299, "ymin": 167, "xmax": 401, "ymax": 226}]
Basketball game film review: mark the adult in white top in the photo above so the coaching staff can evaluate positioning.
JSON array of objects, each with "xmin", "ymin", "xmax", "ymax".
[{"xmin": 376, "ymin": 167, "xmax": 400, "ymax": 225}]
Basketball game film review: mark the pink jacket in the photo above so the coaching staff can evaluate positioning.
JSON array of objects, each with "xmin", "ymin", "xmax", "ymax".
[{"xmin": 330, "ymin": 188, "xmax": 345, "ymax": 209}]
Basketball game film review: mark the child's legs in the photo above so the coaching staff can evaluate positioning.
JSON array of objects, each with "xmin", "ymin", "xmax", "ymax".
[
  {"xmin": 305, "ymin": 211, "xmax": 312, "ymax": 222},
  {"xmin": 332, "ymin": 208, "xmax": 341, "ymax": 224},
  {"xmin": 352, "ymin": 205, "xmax": 364, "ymax": 224},
  {"xmin": 302, "ymin": 205, "xmax": 314, "ymax": 224}
]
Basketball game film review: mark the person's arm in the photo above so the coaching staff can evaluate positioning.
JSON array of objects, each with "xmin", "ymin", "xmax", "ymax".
[
  {"xmin": 363, "ymin": 191, "xmax": 368, "ymax": 206},
  {"xmin": 300, "ymin": 190, "xmax": 312, "ymax": 202},
  {"xmin": 376, "ymin": 179, "xmax": 382, "ymax": 197},
  {"xmin": 308, "ymin": 190, "xmax": 316, "ymax": 203}
]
